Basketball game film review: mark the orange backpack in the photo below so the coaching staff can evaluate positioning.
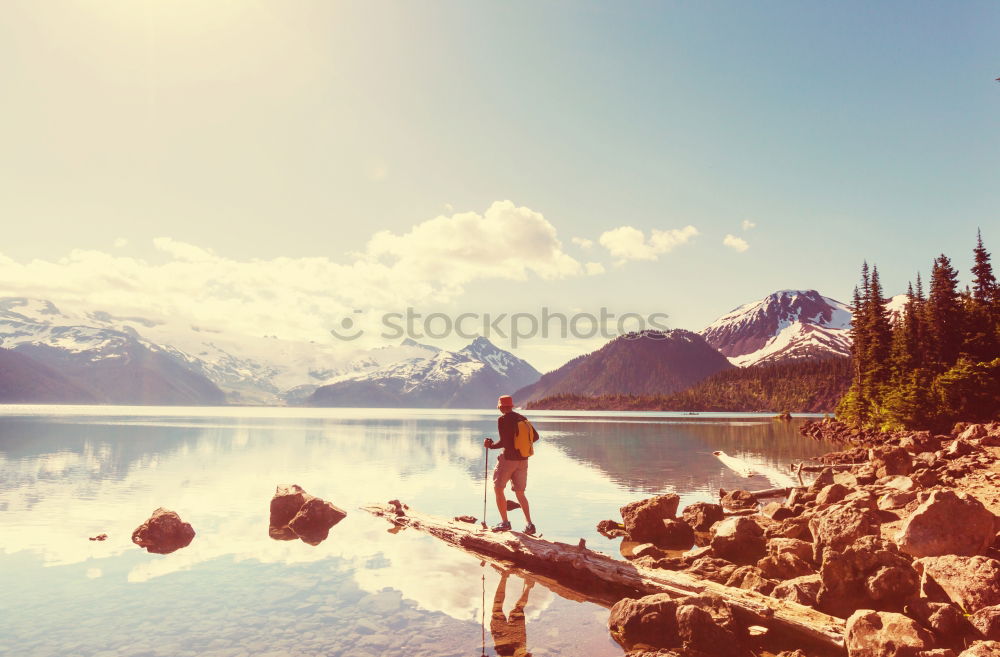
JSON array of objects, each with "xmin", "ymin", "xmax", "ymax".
[{"xmin": 513, "ymin": 418, "xmax": 539, "ymax": 458}]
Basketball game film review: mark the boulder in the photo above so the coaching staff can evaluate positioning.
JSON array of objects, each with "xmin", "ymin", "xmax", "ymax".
[
  {"xmin": 681, "ymin": 502, "xmax": 725, "ymax": 532},
  {"xmin": 869, "ymin": 446, "xmax": 914, "ymax": 478},
  {"xmin": 914, "ymin": 556, "xmax": 1000, "ymax": 614},
  {"xmin": 771, "ymin": 574, "xmax": 821, "ymax": 607},
  {"xmin": 816, "ymin": 483, "xmax": 850, "ymax": 505},
  {"xmin": 288, "ymin": 497, "xmax": 348, "ymax": 545},
  {"xmin": 725, "ymin": 565, "xmax": 776, "ymax": 594},
  {"xmin": 621, "ymin": 494, "xmax": 681, "ymax": 543},
  {"xmin": 959, "ymin": 642, "xmax": 1000, "ymax": 657},
  {"xmin": 719, "ymin": 489, "xmax": 757, "ymax": 511},
  {"xmin": 945, "ymin": 439, "xmax": 976, "ymax": 459},
  {"xmin": 906, "ymin": 600, "xmax": 973, "ymax": 646},
  {"xmin": 879, "ymin": 491, "xmax": 917, "ymax": 511},
  {"xmin": 757, "ymin": 552, "xmax": 814, "ymax": 580},
  {"xmin": 845, "ymin": 610, "xmax": 936, "ymax": 657},
  {"xmin": 880, "ymin": 476, "xmax": 917, "ymax": 492},
  {"xmin": 765, "ymin": 516, "xmax": 812, "ymax": 541},
  {"xmin": 710, "ymin": 517, "xmax": 765, "ymax": 564},
  {"xmin": 270, "ymin": 484, "xmax": 312, "ymax": 528},
  {"xmin": 608, "ymin": 594, "xmax": 679, "ymax": 651},
  {"xmin": 760, "ymin": 501, "xmax": 796, "ymax": 521},
  {"xmin": 900, "ymin": 432, "xmax": 941, "ymax": 454},
  {"xmin": 766, "ymin": 537, "xmax": 814, "ymax": 562},
  {"xmin": 676, "ymin": 595, "xmax": 746, "ymax": 657},
  {"xmin": 269, "ymin": 484, "xmax": 346, "ymax": 546},
  {"xmin": 661, "ymin": 518, "xmax": 696, "ymax": 549},
  {"xmin": 894, "ymin": 490, "xmax": 997, "ymax": 558},
  {"xmin": 866, "ymin": 566, "xmax": 920, "ymax": 602},
  {"xmin": 969, "ymin": 605, "xmax": 1000, "ymax": 641},
  {"xmin": 810, "ymin": 500, "xmax": 881, "ymax": 563},
  {"xmin": 686, "ymin": 557, "xmax": 739, "ymax": 584},
  {"xmin": 819, "ymin": 536, "xmax": 917, "ymax": 617},
  {"xmin": 131, "ymin": 508, "xmax": 195, "ymax": 554}
]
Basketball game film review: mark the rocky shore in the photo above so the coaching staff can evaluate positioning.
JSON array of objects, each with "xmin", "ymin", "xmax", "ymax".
[{"xmin": 602, "ymin": 420, "xmax": 1000, "ymax": 657}]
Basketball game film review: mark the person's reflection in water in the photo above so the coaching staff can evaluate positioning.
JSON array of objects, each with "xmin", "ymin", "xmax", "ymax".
[{"xmin": 490, "ymin": 570, "xmax": 534, "ymax": 657}]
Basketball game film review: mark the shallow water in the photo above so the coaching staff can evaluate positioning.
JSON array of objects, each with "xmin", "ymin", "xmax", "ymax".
[{"xmin": 0, "ymin": 405, "xmax": 835, "ymax": 657}]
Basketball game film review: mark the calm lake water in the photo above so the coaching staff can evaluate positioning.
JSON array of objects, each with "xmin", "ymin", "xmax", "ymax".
[{"xmin": 0, "ymin": 405, "xmax": 836, "ymax": 657}]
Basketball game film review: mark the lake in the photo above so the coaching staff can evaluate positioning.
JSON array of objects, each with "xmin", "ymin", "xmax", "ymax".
[{"xmin": 0, "ymin": 405, "xmax": 836, "ymax": 657}]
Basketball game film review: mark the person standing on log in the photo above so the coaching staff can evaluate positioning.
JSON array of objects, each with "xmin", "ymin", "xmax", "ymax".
[{"xmin": 483, "ymin": 394, "xmax": 539, "ymax": 534}]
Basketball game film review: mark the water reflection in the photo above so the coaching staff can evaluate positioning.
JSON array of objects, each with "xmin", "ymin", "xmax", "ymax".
[{"xmin": 490, "ymin": 568, "xmax": 536, "ymax": 657}]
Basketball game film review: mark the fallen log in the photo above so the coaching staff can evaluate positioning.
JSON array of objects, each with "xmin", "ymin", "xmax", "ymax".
[
  {"xmin": 798, "ymin": 463, "xmax": 856, "ymax": 472},
  {"xmin": 363, "ymin": 502, "xmax": 845, "ymax": 653}
]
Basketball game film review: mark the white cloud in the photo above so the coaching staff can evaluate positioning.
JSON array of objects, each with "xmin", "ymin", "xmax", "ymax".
[
  {"xmin": 113, "ymin": 238, "xmax": 128, "ymax": 248},
  {"xmin": 598, "ymin": 225, "xmax": 699, "ymax": 262},
  {"xmin": 571, "ymin": 237, "xmax": 593, "ymax": 249},
  {"xmin": 0, "ymin": 201, "xmax": 584, "ymax": 344},
  {"xmin": 723, "ymin": 234, "xmax": 749, "ymax": 252},
  {"xmin": 741, "ymin": 220, "xmax": 756, "ymax": 231},
  {"xmin": 585, "ymin": 262, "xmax": 605, "ymax": 275}
]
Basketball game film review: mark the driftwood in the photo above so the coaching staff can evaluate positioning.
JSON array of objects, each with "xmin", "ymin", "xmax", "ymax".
[
  {"xmin": 798, "ymin": 463, "xmax": 856, "ymax": 472},
  {"xmin": 748, "ymin": 486, "xmax": 795, "ymax": 500},
  {"xmin": 364, "ymin": 502, "xmax": 846, "ymax": 653}
]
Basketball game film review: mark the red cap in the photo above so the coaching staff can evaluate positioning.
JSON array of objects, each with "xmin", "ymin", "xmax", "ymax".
[{"xmin": 497, "ymin": 395, "xmax": 514, "ymax": 409}]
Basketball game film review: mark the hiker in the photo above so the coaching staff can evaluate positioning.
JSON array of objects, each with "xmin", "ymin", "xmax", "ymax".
[
  {"xmin": 483, "ymin": 394, "xmax": 539, "ymax": 534},
  {"xmin": 490, "ymin": 569, "xmax": 534, "ymax": 657}
]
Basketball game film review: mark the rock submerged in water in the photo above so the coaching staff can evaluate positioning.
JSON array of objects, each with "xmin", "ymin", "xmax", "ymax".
[
  {"xmin": 132, "ymin": 508, "xmax": 195, "ymax": 554},
  {"xmin": 620, "ymin": 494, "xmax": 681, "ymax": 545},
  {"xmin": 269, "ymin": 484, "xmax": 346, "ymax": 546}
]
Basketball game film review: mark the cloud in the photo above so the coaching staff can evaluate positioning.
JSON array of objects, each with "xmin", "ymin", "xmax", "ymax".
[
  {"xmin": 0, "ymin": 201, "xmax": 586, "ymax": 343},
  {"xmin": 598, "ymin": 225, "xmax": 699, "ymax": 262},
  {"xmin": 741, "ymin": 220, "xmax": 756, "ymax": 231},
  {"xmin": 723, "ymin": 234, "xmax": 749, "ymax": 252},
  {"xmin": 571, "ymin": 237, "xmax": 593, "ymax": 249},
  {"xmin": 585, "ymin": 262, "xmax": 605, "ymax": 275},
  {"xmin": 113, "ymin": 238, "xmax": 128, "ymax": 248}
]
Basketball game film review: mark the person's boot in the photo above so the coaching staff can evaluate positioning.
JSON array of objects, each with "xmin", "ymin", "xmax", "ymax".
[
  {"xmin": 523, "ymin": 523, "xmax": 536, "ymax": 535},
  {"xmin": 492, "ymin": 520, "xmax": 511, "ymax": 532}
]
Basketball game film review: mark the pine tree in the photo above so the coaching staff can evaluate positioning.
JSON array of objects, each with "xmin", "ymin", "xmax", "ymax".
[
  {"xmin": 972, "ymin": 229, "xmax": 997, "ymax": 304},
  {"xmin": 926, "ymin": 254, "xmax": 963, "ymax": 371},
  {"xmin": 865, "ymin": 266, "xmax": 893, "ymax": 386}
]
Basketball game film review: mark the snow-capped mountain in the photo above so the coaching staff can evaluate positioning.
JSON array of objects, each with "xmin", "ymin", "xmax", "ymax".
[
  {"xmin": 700, "ymin": 290, "xmax": 852, "ymax": 367},
  {"xmin": 0, "ymin": 298, "xmax": 225, "ymax": 404},
  {"xmin": 308, "ymin": 337, "xmax": 542, "ymax": 408},
  {"xmin": 0, "ymin": 297, "xmax": 447, "ymax": 404}
]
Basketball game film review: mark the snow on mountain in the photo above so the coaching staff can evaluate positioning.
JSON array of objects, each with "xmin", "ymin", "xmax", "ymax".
[
  {"xmin": 309, "ymin": 337, "xmax": 541, "ymax": 408},
  {"xmin": 701, "ymin": 290, "xmax": 853, "ymax": 367},
  {"xmin": 0, "ymin": 297, "xmax": 445, "ymax": 404},
  {"xmin": 886, "ymin": 294, "xmax": 910, "ymax": 324}
]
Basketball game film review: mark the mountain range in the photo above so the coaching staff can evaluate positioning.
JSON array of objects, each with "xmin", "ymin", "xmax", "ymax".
[{"xmin": 0, "ymin": 289, "xmax": 856, "ymax": 407}]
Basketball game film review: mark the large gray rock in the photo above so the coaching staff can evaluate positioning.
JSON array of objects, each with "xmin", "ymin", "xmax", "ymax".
[
  {"xmin": 675, "ymin": 594, "xmax": 746, "ymax": 657},
  {"xmin": 621, "ymin": 494, "xmax": 681, "ymax": 544},
  {"xmin": 894, "ymin": 490, "xmax": 997, "ymax": 558},
  {"xmin": 869, "ymin": 446, "xmax": 914, "ymax": 478},
  {"xmin": 845, "ymin": 610, "xmax": 936, "ymax": 657},
  {"xmin": 914, "ymin": 556, "xmax": 1000, "ymax": 614},
  {"xmin": 725, "ymin": 565, "xmax": 776, "ymax": 594},
  {"xmin": 131, "ymin": 507, "xmax": 195, "ymax": 554}
]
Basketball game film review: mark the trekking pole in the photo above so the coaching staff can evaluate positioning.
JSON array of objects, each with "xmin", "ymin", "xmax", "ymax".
[{"xmin": 482, "ymin": 442, "xmax": 489, "ymax": 530}]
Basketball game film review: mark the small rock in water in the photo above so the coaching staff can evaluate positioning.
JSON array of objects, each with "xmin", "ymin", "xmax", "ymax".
[
  {"xmin": 132, "ymin": 508, "xmax": 195, "ymax": 554},
  {"xmin": 453, "ymin": 515, "xmax": 476, "ymax": 524},
  {"xmin": 268, "ymin": 484, "xmax": 347, "ymax": 546},
  {"xmin": 89, "ymin": 533, "xmax": 108, "ymax": 541}
]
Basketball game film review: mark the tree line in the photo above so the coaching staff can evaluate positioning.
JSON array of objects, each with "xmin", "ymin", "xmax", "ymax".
[
  {"xmin": 838, "ymin": 230, "xmax": 1000, "ymax": 431},
  {"xmin": 527, "ymin": 357, "xmax": 851, "ymax": 413}
]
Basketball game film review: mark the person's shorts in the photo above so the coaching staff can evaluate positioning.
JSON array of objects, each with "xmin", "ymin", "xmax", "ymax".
[{"xmin": 492, "ymin": 453, "xmax": 529, "ymax": 492}]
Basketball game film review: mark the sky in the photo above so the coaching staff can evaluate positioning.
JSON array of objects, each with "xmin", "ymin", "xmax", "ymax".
[{"xmin": 1, "ymin": 1, "xmax": 998, "ymax": 371}]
